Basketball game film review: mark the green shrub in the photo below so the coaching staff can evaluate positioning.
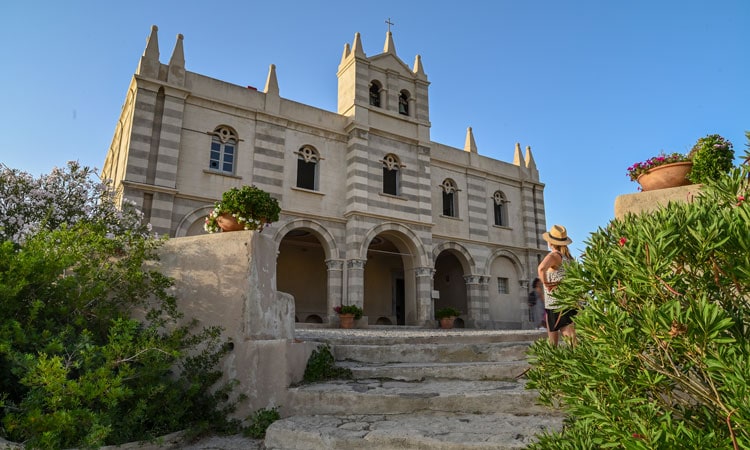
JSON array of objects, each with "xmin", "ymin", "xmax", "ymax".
[
  {"xmin": 526, "ymin": 164, "xmax": 750, "ymax": 449},
  {"xmin": 204, "ymin": 185, "xmax": 281, "ymax": 233},
  {"xmin": 333, "ymin": 304, "xmax": 363, "ymax": 319},
  {"xmin": 435, "ymin": 307, "xmax": 461, "ymax": 319},
  {"xmin": 687, "ymin": 134, "xmax": 735, "ymax": 184},
  {"xmin": 302, "ymin": 345, "xmax": 352, "ymax": 383},
  {"xmin": 243, "ymin": 407, "xmax": 281, "ymax": 439},
  {"xmin": 0, "ymin": 163, "xmax": 240, "ymax": 448}
]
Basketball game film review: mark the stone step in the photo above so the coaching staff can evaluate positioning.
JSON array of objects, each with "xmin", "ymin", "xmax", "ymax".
[
  {"xmin": 295, "ymin": 328, "xmax": 546, "ymax": 346},
  {"xmin": 264, "ymin": 411, "xmax": 563, "ymax": 450},
  {"xmin": 339, "ymin": 360, "xmax": 530, "ymax": 381},
  {"xmin": 333, "ymin": 341, "xmax": 533, "ymax": 364},
  {"xmin": 285, "ymin": 379, "xmax": 547, "ymax": 416}
]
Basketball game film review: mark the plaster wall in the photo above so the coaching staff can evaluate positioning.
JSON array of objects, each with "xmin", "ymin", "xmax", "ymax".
[
  {"xmin": 488, "ymin": 255, "xmax": 523, "ymax": 328},
  {"xmin": 155, "ymin": 231, "xmax": 317, "ymax": 417}
]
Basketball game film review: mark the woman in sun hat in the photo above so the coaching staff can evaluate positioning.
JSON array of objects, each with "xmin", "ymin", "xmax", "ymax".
[{"xmin": 537, "ymin": 224, "xmax": 577, "ymax": 346}]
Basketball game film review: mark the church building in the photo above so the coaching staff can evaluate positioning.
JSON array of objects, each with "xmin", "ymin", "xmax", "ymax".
[{"xmin": 102, "ymin": 25, "xmax": 548, "ymax": 329}]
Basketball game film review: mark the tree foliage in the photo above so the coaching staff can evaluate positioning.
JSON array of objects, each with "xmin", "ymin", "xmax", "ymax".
[
  {"xmin": 0, "ymin": 163, "xmax": 239, "ymax": 449},
  {"xmin": 526, "ymin": 162, "xmax": 750, "ymax": 449}
]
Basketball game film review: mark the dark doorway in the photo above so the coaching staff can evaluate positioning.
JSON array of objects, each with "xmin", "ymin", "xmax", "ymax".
[{"xmin": 393, "ymin": 274, "xmax": 405, "ymax": 325}]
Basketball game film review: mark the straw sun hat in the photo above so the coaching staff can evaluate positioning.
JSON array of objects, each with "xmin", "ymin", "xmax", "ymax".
[{"xmin": 542, "ymin": 224, "xmax": 572, "ymax": 246}]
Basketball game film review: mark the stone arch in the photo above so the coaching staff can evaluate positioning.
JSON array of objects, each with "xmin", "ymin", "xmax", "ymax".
[
  {"xmin": 357, "ymin": 222, "xmax": 429, "ymax": 267},
  {"xmin": 353, "ymin": 222, "xmax": 431, "ymax": 326},
  {"xmin": 275, "ymin": 218, "xmax": 340, "ymax": 325},
  {"xmin": 174, "ymin": 205, "xmax": 214, "ymax": 237},
  {"xmin": 432, "ymin": 242, "xmax": 474, "ymax": 324},
  {"xmin": 432, "ymin": 241, "xmax": 476, "ymax": 274},
  {"xmin": 273, "ymin": 218, "xmax": 339, "ymax": 261},
  {"xmin": 484, "ymin": 248, "xmax": 526, "ymax": 281}
]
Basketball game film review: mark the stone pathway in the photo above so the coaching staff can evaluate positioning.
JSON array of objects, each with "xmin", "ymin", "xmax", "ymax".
[{"xmin": 263, "ymin": 326, "xmax": 562, "ymax": 449}]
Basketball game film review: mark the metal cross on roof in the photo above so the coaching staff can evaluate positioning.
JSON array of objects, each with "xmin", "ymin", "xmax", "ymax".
[{"xmin": 385, "ymin": 18, "xmax": 394, "ymax": 32}]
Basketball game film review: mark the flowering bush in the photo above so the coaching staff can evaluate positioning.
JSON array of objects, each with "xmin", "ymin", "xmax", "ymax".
[
  {"xmin": 204, "ymin": 185, "xmax": 280, "ymax": 233},
  {"xmin": 626, "ymin": 152, "xmax": 689, "ymax": 182},
  {"xmin": 333, "ymin": 304, "xmax": 363, "ymax": 319},
  {"xmin": 526, "ymin": 165, "xmax": 750, "ymax": 449},
  {"xmin": 0, "ymin": 161, "xmax": 151, "ymax": 245}
]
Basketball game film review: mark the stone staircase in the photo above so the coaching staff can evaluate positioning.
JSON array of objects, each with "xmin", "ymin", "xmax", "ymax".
[{"xmin": 264, "ymin": 328, "xmax": 563, "ymax": 449}]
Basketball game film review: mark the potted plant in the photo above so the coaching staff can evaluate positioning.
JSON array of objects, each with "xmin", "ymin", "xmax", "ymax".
[
  {"xmin": 204, "ymin": 185, "xmax": 281, "ymax": 233},
  {"xmin": 686, "ymin": 134, "xmax": 735, "ymax": 184},
  {"xmin": 333, "ymin": 304, "xmax": 363, "ymax": 329},
  {"xmin": 435, "ymin": 307, "xmax": 461, "ymax": 329},
  {"xmin": 626, "ymin": 151, "xmax": 692, "ymax": 191}
]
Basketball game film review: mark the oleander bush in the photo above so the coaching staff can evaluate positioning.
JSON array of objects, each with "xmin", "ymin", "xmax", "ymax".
[{"xmin": 526, "ymin": 160, "xmax": 750, "ymax": 449}]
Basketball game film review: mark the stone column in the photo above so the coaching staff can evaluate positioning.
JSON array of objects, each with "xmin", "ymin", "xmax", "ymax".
[
  {"xmin": 346, "ymin": 259, "xmax": 366, "ymax": 308},
  {"xmin": 325, "ymin": 259, "xmax": 344, "ymax": 323},
  {"xmin": 414, "ymin": 267, "xmax": 435, "ymax": 326},
  {"xmin": 465, "ymin": 275, "xmax": 491, "ymax": 328}
]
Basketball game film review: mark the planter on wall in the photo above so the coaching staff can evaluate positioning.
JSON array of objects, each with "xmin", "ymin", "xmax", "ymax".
[
  {"xmin": 439, "ymin": 317, "xmax": 456, "ymax": 329},
  {"xmin": 216, "ymin": 214, "xmax": 246, "ymax": 232},
  {"xmin": 637, "ymin": 162, "xmax": 693, "ymax": 191},
  {"xmin": 338, "ymin": 314, "xmax": 355, "ymax": 329}
]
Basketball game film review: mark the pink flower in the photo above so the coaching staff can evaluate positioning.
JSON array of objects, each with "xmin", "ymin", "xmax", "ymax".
[
  {"xmin": 626, "ymin": 151, "xmax": 688, "ymax": 182},
  {"xmin": 618, "ymin": 237, "xmax": 627, "ymax": 247}
]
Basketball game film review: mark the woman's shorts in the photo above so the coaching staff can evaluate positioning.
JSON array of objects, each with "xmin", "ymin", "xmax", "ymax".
[{"xmin": 545, "ymin": 308, "xmax": 576, "ymax": 331}]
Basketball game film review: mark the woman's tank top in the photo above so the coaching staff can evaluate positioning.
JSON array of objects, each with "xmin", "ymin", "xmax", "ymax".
[{"xmin": 543, "ymin": 251, "xmax": 568, "ymax": 310}]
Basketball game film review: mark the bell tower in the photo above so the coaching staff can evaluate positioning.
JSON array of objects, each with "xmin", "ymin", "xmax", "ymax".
[{"xmin": 336, "ymin": 31, "xmax": 431, "ymax": 144}]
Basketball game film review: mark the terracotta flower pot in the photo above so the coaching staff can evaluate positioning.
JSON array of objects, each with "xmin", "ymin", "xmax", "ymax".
[
  {"xmin": 338, "ymin": 313, "xmax": 355, "ymax": 329},
  {"xmin": 439, "ymin": 317, "xmax": 456, "ymax": 329},
  {"xmin": 636, "ymin": 161, "xmax": 693, "ymax": 191},
  {"xmin": 216, "ymin": 214, "xmax": 245, "ymax": 232}
]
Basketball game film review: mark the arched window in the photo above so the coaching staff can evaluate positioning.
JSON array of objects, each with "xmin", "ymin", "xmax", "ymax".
[
  {"xmin": 295, "ymin": 146, "xmax": 320, "ymax": 190},
  {"xmin": 398, "ymin": 90, "xmax": 410, "ymax": 116},
  {"xmin": 381, "ymin": 154, "xmax": 401, "ymax": 195},
  {"xmin": 493, "ymin": 191, "xmax": 509, "ymax": 226},
  {"xmin": 441, "ymin": 179, "xmax": 458, "ymax": 217},
  {"xmin": 369, "ymin": 81, "xmax": 382, "ymax": 107},
  {"xmin": 209, "ymin": 126, "xmax": 238, "ymax": 174}
]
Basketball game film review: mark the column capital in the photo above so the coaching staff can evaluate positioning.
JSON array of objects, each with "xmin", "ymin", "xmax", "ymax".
[
  {"xmin": 347, "ymin": 259, "xmax": 366, "ymax": 270},
  {"xmin": 325, "ymin": 259, "xmax": 345, "ymax": 271},
  {"xmin": 414, "ymin": 267, "xmax": 435, "ymax": 278},
  {"xmin": 464, "ymin": 275, "xmax": 480, "ymax": 284},
  {"xmin": 464, "ymin": 275, "xmax": 490, "ymax": 285}
]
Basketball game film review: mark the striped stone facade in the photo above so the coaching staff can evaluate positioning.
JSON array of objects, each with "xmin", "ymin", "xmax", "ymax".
[{"xmin": 102, "ymin": 26, "xmax": 548, "ymax": 329}]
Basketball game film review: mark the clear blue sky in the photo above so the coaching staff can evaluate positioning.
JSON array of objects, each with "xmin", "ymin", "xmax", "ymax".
[{"xmin": 1, "ymin": 1, "xmax": 748, "ymax": 256}]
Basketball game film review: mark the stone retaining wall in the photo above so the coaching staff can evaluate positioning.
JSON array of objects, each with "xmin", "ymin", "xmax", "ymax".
[
  {"xmin": 614, "ymin": 184, "xmax": 701, "ymax": 219},
  {"xmin": 156, "ymin": 231, "xmax": 317, "ymax": 418}
]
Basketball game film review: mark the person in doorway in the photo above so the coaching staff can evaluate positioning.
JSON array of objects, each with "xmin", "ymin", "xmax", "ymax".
[
  {"xmin": 527, "ymin": 278, "xmax": 543, "ymax": 323},
  {"xmin": 538, "ymin": 224, "xmax": 577, "ymax": 346}
]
